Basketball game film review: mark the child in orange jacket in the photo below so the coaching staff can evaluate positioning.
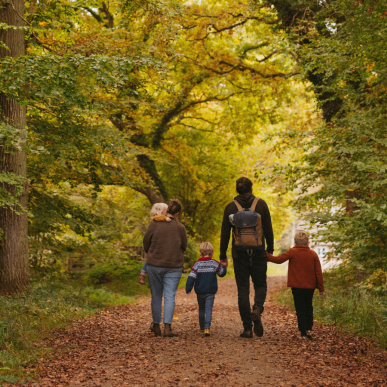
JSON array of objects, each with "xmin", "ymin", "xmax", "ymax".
[{"xmin": 266, "ymin": 231, "xmax": 324, "ymax": 339}]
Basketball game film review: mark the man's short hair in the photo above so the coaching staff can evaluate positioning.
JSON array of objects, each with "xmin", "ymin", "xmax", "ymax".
[
  {"xmin": 199, "ymin": 242, "xmax": 214, "ymax": 257},
  {"xmin": 294, "ymin": 231, "xmax": 309, "ymax": 246},
  {"xmin": 236, "ymin": 177, "xmax": 253, "ymax": 194}
]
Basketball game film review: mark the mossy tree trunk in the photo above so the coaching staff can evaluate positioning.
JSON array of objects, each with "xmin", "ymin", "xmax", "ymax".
[{"xmin": 0, "ymin": 0, "xmax": 29, "ymax": 294}]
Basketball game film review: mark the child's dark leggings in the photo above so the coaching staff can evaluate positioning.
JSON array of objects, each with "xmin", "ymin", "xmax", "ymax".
[
  {"xmin": 292, "ymin": 288, "xmax": 315, "ymax": 336},
  {"xmin": 197, "ymin": 294, "xmax": 215, "ymax": 329}
]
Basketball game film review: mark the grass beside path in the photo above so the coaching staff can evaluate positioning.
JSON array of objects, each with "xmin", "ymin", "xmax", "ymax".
[
  {"xmin": 0, "ymin": 260, "xmax": 149, "ymax": 385},
  {"xmin": 276, "ymin": 270, "xmax": 387, "ymax": 348},
  {"xmin": 0, "ymin": 260, "xmax": 235, "ymax": 384}
]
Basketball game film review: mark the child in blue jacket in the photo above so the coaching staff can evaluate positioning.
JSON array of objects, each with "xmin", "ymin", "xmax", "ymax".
[{"xmin": 186, "ymin": 242, "xmax": 227, "ymax": 336}]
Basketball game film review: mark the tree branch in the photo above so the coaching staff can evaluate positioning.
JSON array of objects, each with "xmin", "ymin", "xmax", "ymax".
[
  {"xmin": 99, "ymin": 1, "xmax": 114, "ymax": 29},
  {"xmin": 186, "ymin": 16, "xmax": 278, "ymax": 41},
  {"xmin": 82, "ymin": 7, "xmax": 103, "ymax": 23},
  {"xmin": 135, "ymin": 154, "xmax": 168, "ymax": 203},
  {"xmin": 190, "ymin": 58, "xmax": 299, "ymax": 79},
  {"xmin": 178, "ymin": 123, "xmax": 213, "ymax": 132},
  {"xmin": 177, "ymin": 93, "xmax": 241, "ymax": 112},
  {"xmin": 151, "ymin": 80, "xmax": 205, "ymax": 148},
  {"xmin": 8, "ymin": 2, "xmax": 61, "ymax": 55},
  {"xmin": 181, "ymin": 116, "xmax": 216, "ymax": 125},
  {"xmin": 257, "ymin": 49, "xmax": 279, "ymax": 63},
  {"xmin": 189, "ymin": 20, "xmax": 249, "ymax": 41}
]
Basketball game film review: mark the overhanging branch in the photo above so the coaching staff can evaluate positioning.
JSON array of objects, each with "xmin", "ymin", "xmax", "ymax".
[{"xmin": 191, "ymin": 59, "xmax": 299, "ymax": 79}]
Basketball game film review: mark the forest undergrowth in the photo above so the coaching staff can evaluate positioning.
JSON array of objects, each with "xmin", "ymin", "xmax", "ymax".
[
  {"xmin": 277, "ymin": 267, "xmax": 387, "ymax": 349},
  {"xmin": 0, "ymin": 260, "xmax": 147, "ymax": 384},
  {"xmin": 0, "ymin": 259, "xmax": 285, "ymax": 384},
  {"xmin": 0, "ymin": 258, "xmax": 246, "ymax": 384}
]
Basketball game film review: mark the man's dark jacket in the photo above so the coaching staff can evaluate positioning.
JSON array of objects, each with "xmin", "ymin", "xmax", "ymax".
[{"xmin": 219, "ymin": 193, "xmax": 274, "ymax": 260}]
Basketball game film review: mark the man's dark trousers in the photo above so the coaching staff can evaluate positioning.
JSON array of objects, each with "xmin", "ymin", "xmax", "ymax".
[
  {"xmin": 233, "ymin": 253, "xmax": 267, "ymax": 330},
  {"xmin": 291, "ymin": 288, "xmax": 315, "ymax": 336}
]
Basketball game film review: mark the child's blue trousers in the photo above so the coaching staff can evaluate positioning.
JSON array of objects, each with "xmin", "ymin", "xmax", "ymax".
[
  {"xmin": 197, "ymin": 294, "xmax": 215, "ymax": 329},
  {"xmin": 141, "ymin": 262, "xmax": 147, "ymax": 275}
]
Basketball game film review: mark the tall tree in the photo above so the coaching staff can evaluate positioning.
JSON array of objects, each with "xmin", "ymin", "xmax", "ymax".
[
  {"xmin": 268, "ymin": 0, "xmax": 387, "ymax": 270},
  {"xmin": 0, "ymin": 0, "xmax": 29, "ymax": 293}
]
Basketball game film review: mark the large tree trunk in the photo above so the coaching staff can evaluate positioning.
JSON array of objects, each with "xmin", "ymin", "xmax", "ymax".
[
  {"xmin": 133, "ymin": 186, "xmax": 166, "ymax": 205},
  {"xmin": 134, "ymin": 154, "xmax": 168, "ymax": 204},
  {"xmin": 0, "ymin": 0, "xmax": 29, "ymax": 294}
]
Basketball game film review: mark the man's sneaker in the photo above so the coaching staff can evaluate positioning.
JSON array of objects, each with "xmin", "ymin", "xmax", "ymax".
[
  {"xmin": 204, "ymin": 329, "xmax": 211, "ymax": 337},
  {"xmin": 250, "ymin": 306, "xmax": 264, "ymax": 337},
  {"xmin": 306, "ymin": 330, "xmax": 312, "ymax": 339},
  {"xmin": 240, "ymin": 330, "xmax": 253, "ymax": 338},
  {"xmin": 300, "ymin": 336, "xmax": 307, "ymax": 340}
]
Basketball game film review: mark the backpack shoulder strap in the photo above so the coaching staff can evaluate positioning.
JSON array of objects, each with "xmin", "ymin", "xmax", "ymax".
[
  {"xmin": 233, "ymin": 200, "xmax": 243, "ymax": 212},
  {"xmin": 250, "ymin": 197, "xmax": 260, "ymax": 212}
]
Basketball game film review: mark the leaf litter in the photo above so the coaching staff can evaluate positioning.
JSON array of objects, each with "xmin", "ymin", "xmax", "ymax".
[{"xmin": 10, "ymin": 277, "xmax": 387, "ymax": 386}]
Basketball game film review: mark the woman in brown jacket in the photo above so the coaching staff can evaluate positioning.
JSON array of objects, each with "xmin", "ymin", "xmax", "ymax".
[{"xmin": 142, "ymin": 199, "xmax": 188, "ymax": 338}]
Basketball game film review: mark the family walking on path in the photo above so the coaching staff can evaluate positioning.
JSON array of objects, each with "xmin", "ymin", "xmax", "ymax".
[
  {"xmin": 30, "ymin": 179, "xmax": 387, "ymax": 387},
  {"xmin": 141, "ymin": 177, "xmax": 324, "ymax": 340}
]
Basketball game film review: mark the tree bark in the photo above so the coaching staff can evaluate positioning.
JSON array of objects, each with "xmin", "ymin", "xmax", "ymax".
[
  {"xmin": 134, "ymin": 154, "xmax": 168, "ymax": 204},
  {"xmin": 133, "ymin": 186, "xmax": 166, "ymax": 205},
  {"xmin": 0, "ymin": 0, "xmax": 29, "ymax": 294}
]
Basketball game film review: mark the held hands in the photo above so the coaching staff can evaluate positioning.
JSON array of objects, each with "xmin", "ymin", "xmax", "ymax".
[{"xmin": 220, "ymin": 259, "xmax": 228, "ymax": 267}]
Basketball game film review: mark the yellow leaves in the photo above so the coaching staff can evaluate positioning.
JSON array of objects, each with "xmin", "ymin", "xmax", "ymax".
[
  {"xmin": 366, "ymin": 62, "xmax": 376, "ymax": 73},
  {"xmin": 39, "ymin": 21, "xmax": 48, "ymax": 27}
]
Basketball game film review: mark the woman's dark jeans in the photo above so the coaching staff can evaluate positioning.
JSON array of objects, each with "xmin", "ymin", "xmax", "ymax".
[
  {"xmin": 291, "ymin": 287, "xmax": 315, "ymax": 335},
  {"xmin": 234, "ymin": 254, "xmax": 267, "ymax": 330}
]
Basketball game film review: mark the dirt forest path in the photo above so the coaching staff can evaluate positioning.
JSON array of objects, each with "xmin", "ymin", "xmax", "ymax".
[{"xmin": 24, "ymin": 276, "xmax": 387, "ymax": 387}]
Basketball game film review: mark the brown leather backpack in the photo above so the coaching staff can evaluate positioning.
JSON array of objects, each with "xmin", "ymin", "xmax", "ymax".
[{"xmin": 232, "ymin": 197, "xmax": 264, "ymax": 256}]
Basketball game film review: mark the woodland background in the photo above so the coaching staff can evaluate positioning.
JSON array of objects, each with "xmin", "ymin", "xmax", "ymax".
[{"xmin": 0, "ymin": 0, "xmax": 387, "ymax": 383}]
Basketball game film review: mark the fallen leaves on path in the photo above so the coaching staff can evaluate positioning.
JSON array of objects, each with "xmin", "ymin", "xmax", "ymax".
[{"xmin": 16, "ymin": 277, "xmax": 387, "ymax": 386}]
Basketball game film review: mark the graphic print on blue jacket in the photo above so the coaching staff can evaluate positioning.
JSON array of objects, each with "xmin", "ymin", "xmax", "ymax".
[{"xmin": 185, "ymin": 257, "xmax": 227, "ymax": 295}]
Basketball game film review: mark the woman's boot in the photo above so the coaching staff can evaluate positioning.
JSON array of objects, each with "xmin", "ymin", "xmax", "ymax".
[
  {"xmin": 163, "ymin": 323, "xmax": 178, "ymax": 337},
  {"xmin": 150, "ymin": 322, "xmax": 161, "ymax": 337},
  {"xmin": 138, "ymin": 273, "xmax": 146, "ymax": 285}
]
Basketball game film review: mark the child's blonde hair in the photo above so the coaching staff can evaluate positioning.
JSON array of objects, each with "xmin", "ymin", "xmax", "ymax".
[
  {"xmin": 199, "ymin": 242, "xmax": 214, "ymax": 257},
  {"xmin": 150, "ymin": 203, "xmax": 168, "ymax": 220},
  {"xmin": 294, "ymin": 231, "xmax": 309, "ymax": 246}
]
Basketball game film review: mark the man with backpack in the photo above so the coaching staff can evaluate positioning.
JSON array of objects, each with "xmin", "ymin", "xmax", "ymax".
[{"xmin": 220, "ymin": 177, "xmax": 274, "ymax": 338}]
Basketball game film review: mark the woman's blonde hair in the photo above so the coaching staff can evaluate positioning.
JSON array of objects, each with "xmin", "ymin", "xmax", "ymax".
[
  {"xmin": 199, "ymin": 242, "xmax": 214, "ymax": 257},
  {"xmin": 150, "ymin": 203, "xmax": 168, "ymax": 220},
  {"xmin": 294, "ymin": 231, "xmax": 309, "ymax": 246}
]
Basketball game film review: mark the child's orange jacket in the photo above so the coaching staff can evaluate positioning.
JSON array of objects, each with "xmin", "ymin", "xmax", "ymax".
[{"xmin": 266, "ymin": 246, "xmax": 324, "ymax": 293}]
